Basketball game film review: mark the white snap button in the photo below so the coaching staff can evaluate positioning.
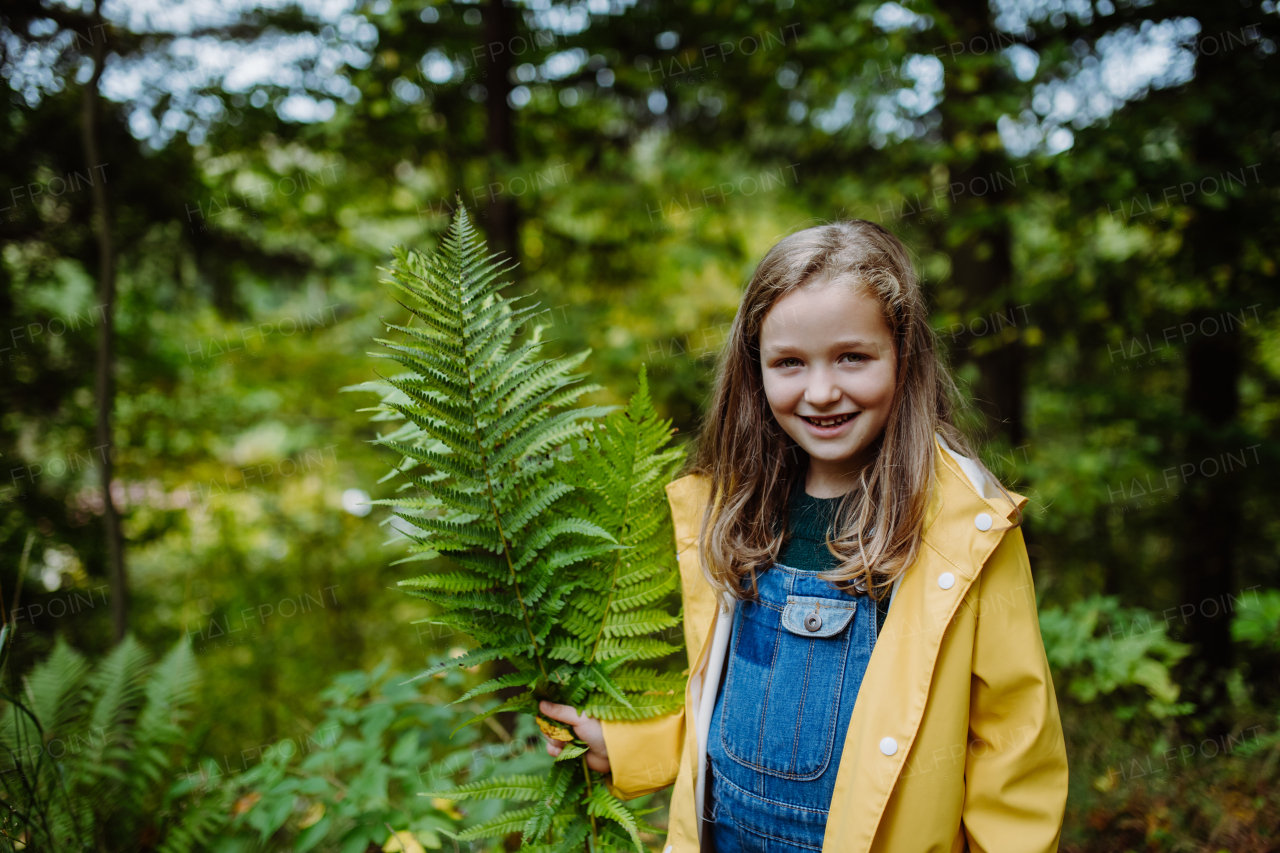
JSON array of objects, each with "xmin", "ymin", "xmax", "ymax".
[
  {"xmin": 938, "ymin": 572, "xmax": 955, "ymax": 590},
  {"xmin": 974, "ymin": 512, "xmax": 992, "ymax": 531},
  {"xmin": 665, "ymin": 847, "xmax": 673, "ymax": 853},
  {"xmin": 879, "ymin": 736, "xmax": 898, "ymax": 756}
]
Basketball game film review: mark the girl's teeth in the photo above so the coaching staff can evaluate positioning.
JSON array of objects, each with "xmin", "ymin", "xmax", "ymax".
[{"xmin": 808, "ymin": 414, "xmax": 852, "ymax": 427}]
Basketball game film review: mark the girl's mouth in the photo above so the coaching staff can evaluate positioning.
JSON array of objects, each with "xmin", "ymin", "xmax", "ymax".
[{"xmin": 799, "ymin": 412, "xmax": 858, "ymax": 435}]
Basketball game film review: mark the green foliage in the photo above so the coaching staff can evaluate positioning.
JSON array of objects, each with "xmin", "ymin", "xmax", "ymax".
[
  {"xmin": 5, "ymin": 1, "xmax": 1279, "ymax": 849},
  {"xmin": 1039, "ymin": 595, "xmax": 1194, "ymax": 724},
  {"xmin": 1230, "ymin": 588, "xmax": 1280, "ymax": 651},
  {"xmin": 0, "ymin": 633, "xmax": 229, "ymax": 852},
  {"xmin": 361, "ymin": 205, "xmax": 686, "ymax": 851},
  {"xmin": 216, "ymin": 659, "xmax": 545, "ymax": 853},
  {"xmin": 545, "ymin": 355, "xmax": 687, "ymax": 722}
]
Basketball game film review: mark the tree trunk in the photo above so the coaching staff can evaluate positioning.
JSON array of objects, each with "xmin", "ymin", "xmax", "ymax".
[
  {"xmin": 80, "ymin": 1, "xmax": 126, "ymax": 642},
  {"xmin": 484, "ymin": 0, "xmax": 519, "ymax": 260},
  {"xmin": 932, "ymin": 0, "xmax": 1025, "ymax": 448},
  {"xmin": 1175, "ymin": 317, "xmax": 1241, "ymax": 699},
  {"xmin": 1171, "ymin": 22, "xmax": 1251, "ymax": 706},
  {"xmin": 946, "ymin": 225, "xmax": 1025, "ymax": 447}
]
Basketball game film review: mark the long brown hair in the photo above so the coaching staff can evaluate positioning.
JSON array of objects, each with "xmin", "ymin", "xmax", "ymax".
[{"xmin": 688, "ymin": 219, "xmax": 1017, "ymax": 601}]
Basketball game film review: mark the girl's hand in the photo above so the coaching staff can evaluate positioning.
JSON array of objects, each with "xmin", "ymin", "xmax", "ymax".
[{"xmin": 539, "ymin": 701, "xmax": 610, "ymax": 773}]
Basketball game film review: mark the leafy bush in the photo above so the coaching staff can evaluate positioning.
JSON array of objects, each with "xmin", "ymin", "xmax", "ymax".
[
  {"xmin": 1039, "ymin": 595, "xmax": 1194, "ymax": 724},
  {"xmin": 215, "ymin": 659, "xmax": 549, "ymax": 853},
  {"xmin": 0, "ymin": 633, "xmax": 228, "ymax": 852},
  {"xmin": 1230, "ymin": 588, "xmax": 1280, "ymax": 651},
  {"xmin": 355, "ymin": 206, "xmax": 686, "ymax": 852}
]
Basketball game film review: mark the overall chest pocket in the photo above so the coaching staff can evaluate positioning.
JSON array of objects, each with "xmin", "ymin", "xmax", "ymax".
[{"xmin": 719, "ymin": 594, "xmax": 858, "ymax": 780}]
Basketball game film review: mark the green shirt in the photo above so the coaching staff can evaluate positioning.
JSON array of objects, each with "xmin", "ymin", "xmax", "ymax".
[{"xmin": 776, "ymin": 477, "xmax": 890, "ymax": 637}]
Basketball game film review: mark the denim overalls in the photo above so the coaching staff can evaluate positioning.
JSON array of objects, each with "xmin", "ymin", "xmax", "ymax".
[{"xmin": 706, "ymin": 563, "xmax": 878, "ymax": 853}]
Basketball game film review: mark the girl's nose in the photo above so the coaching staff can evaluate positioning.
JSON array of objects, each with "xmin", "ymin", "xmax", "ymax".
[{"xmin": 804, "ymin": 367, "xmax": 841, "ymax": 406}]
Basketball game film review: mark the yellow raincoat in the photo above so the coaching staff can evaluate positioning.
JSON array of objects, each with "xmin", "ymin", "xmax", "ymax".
[{"xmin": 600, "ymin": 436, "xmax": 1068, "ymax": 852}]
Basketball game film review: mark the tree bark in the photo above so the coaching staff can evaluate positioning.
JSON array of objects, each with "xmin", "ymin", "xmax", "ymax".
[
  {"xmin": 1175, "ymin": 318, "xmax": 1242, "ymax": 697},
  {"xmin": 80, "ymin": 1, "xmax": 127, "ymax": 642},
  {"xmin": 1171, "ymin": 16, "xmax": 1252, "ymax": 705},
  {"xmin": 946, "ymin": 224, "xmax": 1025, "ymax": 447},
  {"xmin": 924, "ymin": 0, "xmax": 1026, "ymax": 448},
  {"xmin": 484, "ymin": 0, "xmax": 519, "ymax": 260}
]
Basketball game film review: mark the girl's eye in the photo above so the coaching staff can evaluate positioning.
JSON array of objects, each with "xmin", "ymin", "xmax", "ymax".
[{"xmin": 775, "ymin": 353, "xmax": 865, "ymax": 367}]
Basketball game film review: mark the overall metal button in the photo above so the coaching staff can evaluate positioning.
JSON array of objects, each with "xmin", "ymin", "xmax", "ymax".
[{"xmin": 804, "ymin": 610, "xmax": 823, "ymax": 632}]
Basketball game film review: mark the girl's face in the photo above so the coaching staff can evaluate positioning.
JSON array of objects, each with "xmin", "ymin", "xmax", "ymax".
[{"xmin": 759, "ymin": 279, "xmax": 898, "ymax": 498}]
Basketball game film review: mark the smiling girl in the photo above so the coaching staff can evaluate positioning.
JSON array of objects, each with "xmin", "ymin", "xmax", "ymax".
[{"xmin": 539, "ymin": 221, "xmax": 1068, "ymax": 853}]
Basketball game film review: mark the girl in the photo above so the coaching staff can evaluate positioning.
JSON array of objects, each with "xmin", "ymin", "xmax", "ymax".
[{"xmin": 540, "ymin": 221, "xmax": 1068, "ymax": 853}]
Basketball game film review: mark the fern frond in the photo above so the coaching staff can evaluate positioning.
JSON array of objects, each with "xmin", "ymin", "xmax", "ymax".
[
  {"xmin": 611, "ymin": 573, "xmax": 679, "ymax": 610},
  {"xmin": 587, "ymin": 785, "xmax": 645, "ymax": 853},
  {"xmin": 594, "ymin": 638, "xmax": 681, "ymax": 661},
  {"xmin": 451, "ymin": 670, "xmax": 539, "ymax": 704},
  {"xmin": 362, "ymin": 207, "xmax": 689, "ymax": 851},
  {"xmin": 133, "ymin": 639, "xmax": 199, "ymax": 751},
  {"xmin": 452, "ymin": 693, "xmax": 537, "ymax": 734},
  {"xmin": 584, "ymin": 692, "xmax": 684, "ymax": 722},
  {"xmin": 522, "ymin": 763, "xmax": 576, "ymax": 843},
  {"xmin": 85, "ymin": 636, "xmax": 152, "ymax": 760},
  {"xmin": 405, "ymin": 646, "xmax": 528, "ymax": 684},
  {"xmin": 457, "ymin": 805, "xmax": 541, "ymax": 840},
  {"xmin": 611, "ymin": 667, "xmax": 687, "ymax": 693},
  {"xmin": 424, "ymin": 774, "xmax": 546, "ymax": 801},
  {"xmin": 398, "ymin": 572, "xmax": 498, "ymax": 593},
  {"xmin": 23, "ymin": 638, "xmax": 90, "ymax": 734},
  {"xmin": 600, "ymin": 610, "xmax": 681, "ymax": 638}
]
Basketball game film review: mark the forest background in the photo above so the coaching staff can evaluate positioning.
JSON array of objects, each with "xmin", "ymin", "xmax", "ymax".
[{"xmin": 2, "ymin": 0, "xmax": 1280, "ymax": 849}]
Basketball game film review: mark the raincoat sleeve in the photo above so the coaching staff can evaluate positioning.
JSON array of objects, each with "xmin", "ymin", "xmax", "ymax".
[
  {"xmin": 962, "ymin": 527, "xmax": 1069, "ymax": 853},
  {"xmin": 600, "ymin": 710, "xmax": 686, "ymax": 800}
]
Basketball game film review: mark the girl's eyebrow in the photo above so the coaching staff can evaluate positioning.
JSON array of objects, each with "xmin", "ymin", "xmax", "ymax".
[{"xmin": 762, "ymin": 338, "xmax": 879, "ymax": 357}]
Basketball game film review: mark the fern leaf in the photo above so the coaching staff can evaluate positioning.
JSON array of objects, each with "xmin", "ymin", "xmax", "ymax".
[
  {"xmin": 405, "ymin": 646, "xmax": 528, "ymax": 683},
  {"xmin": 424, "ymin": 774, "xmax": 546, "ymax": 801},
  {"xmin": 584, "ymin": 692, "xmax": 684, "ymax": 722},
  {"xmin": 594, "ymin": 638, "xmax": 681, "ymax": 661},
  {"xmin": 522, "ymin": 763, "xmax": 574, "ymax": 843},
  {"xmin": 398, "ymin": 572, "xmax": 497, "ymax": 593},
  {"xmin": 601, "ymin": 610, "xmax": 681, "ymax": 638},
  {"xmin": 457, "ymin": 806, "xmax": 541, "ymax": 840},
  {"xmin": 553, "ymin": 742, "xmax": 588, "ymax": 762},
  {"xmin": 452, "ymin": 693, "xmax": 537, "ymax": 734},
  {"xmin": 450, "ymin": 670, "xmax": 539, "ymax": 704},
  {"xmin": 611, "ymin": 573, "xmax": 679, "ymax": 610},
  {"xmin": 612, "ymin": 667, "xmax": 687, "ymax": 693},
  {"xmin": 85, "ymin": 636, "xmax": 152, "ymax": 757},
  {"xmin": 586, "ymin": 785, "xmax": 645, "ymax": 853},
  {"xmin": 362, "ymin": 208, "xmax": 690, "ymax": 850},
  {"xmin": 23, "ymin": 638, "xmax": 90, "ymax": 734}
]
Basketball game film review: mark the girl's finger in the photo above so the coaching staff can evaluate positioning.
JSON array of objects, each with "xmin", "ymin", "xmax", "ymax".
[{"xmin": 539, "ymin": 700, "xmax": 583, "ymax": 726}]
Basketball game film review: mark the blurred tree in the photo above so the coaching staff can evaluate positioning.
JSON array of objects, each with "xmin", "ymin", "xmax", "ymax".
[
  {"xmin": 2, "ymin": 0, "xmax": 1278, "ymax": 779},
  {"xmin": 0, "ymin": 0, "xmax": 342, "ymax": 658},
  {"xmin": 1047, "ymin": 0, "xmax": 1280, "ymax": 707}
]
